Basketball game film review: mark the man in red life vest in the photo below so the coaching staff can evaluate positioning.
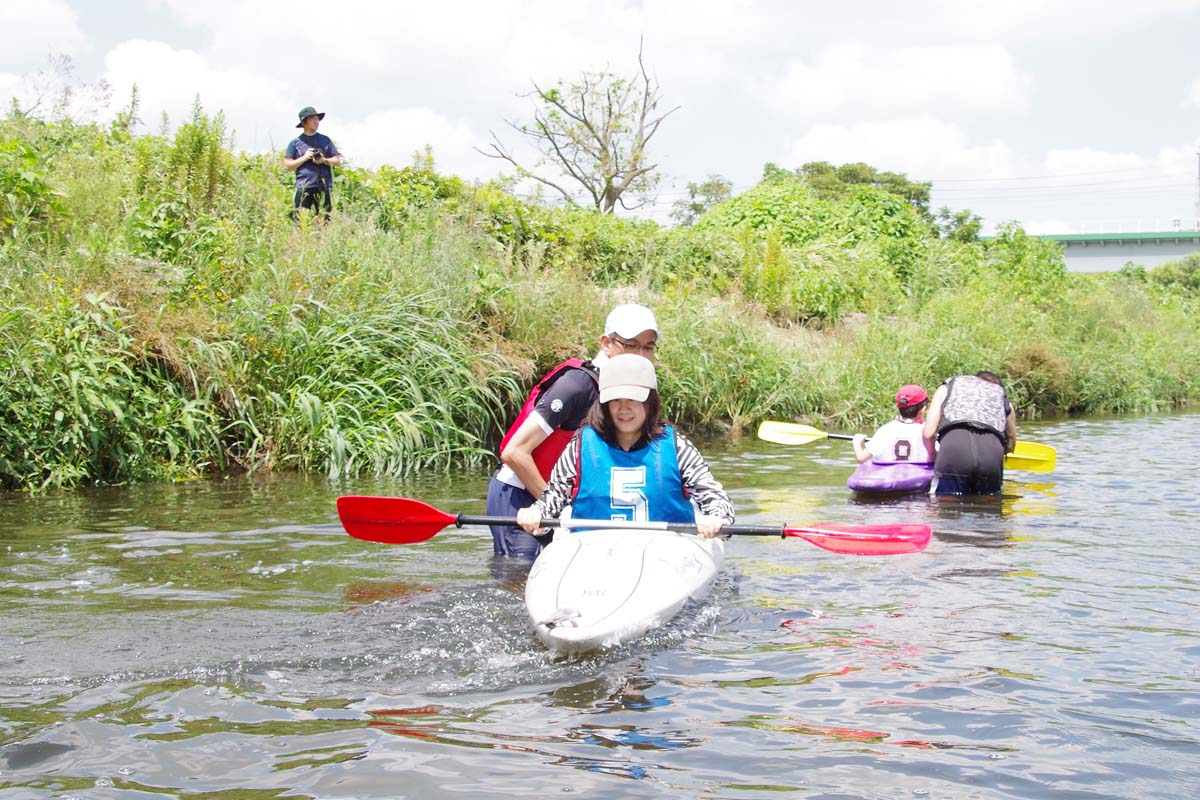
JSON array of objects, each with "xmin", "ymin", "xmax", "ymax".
[{"xmin": 485, "ymin": 303, "xmax": 659, "ymax": 559}]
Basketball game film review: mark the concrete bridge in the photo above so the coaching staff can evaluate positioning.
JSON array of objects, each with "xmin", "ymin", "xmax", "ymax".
[{"xmin": 1036, "ymin": 228, "xmax": 1200, "ymax": 272}]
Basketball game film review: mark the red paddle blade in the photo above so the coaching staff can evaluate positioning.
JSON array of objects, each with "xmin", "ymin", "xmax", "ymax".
[
  {"xmin": 783, "ymin": 523, "xmax": 931, "ymax": 555},
  {"xmin": 336, "ymin": 496, "xmax": 457, "ymax": 544}
]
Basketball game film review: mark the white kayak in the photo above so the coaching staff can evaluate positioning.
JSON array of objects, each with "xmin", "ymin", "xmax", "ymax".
[{"xmin": 525, "ymin": 528, "xmax": 725, "ymax": 654}]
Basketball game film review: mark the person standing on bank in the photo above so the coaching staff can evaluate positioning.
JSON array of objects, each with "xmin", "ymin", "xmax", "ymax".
[
  {"xmin": 283, "ymin": 106, "xmax": 342, "ymax": 222},
  {"xmin": 922, "ymin": 371, "xmax": 1018, "ymax": 496},
  {"xmin": 517, "ymin": 354, "xmax": 734, "ymax": 540},
  {"xmin": 486, "ymin": 303, "xmax": 660, "ymax": 559}
]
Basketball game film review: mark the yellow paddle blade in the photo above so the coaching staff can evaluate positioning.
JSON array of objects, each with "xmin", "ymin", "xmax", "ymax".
[
  {"xmin": 1005, "ymin": 440, "xmax": 1057, "ymax": 473},
  {"xmin": 756, "ymin": 421, "xmax": 828, "ymax": 446}
]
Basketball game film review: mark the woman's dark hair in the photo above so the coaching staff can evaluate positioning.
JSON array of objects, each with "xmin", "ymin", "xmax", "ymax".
[
  {"xmin": 584, "ymin": 389, "xmax": 667, "ymax": 449},
  {"xmin": 975, "ymin": 370, "xmax": 1004, "ymax": 387}
]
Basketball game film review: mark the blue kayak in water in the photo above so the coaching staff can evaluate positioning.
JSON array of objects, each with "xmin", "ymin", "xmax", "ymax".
[{"xmin": 847, "ymin": 460, "xmax": 934, "ymax": 494}]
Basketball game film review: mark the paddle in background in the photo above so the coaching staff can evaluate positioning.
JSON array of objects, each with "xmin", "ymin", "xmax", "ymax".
[
  {"xmin": 756, "ymin": 421, "xmax": 1057, "ymax": 473},
  {"xmin": 336, "ymin": 496, "xmax": 931, "ymax": 556}
]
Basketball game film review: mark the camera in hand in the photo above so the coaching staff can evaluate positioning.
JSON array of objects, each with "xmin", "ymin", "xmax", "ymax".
[{"xmin": 309, "ymin": 147, "xmax": 325, "ymax": 163}]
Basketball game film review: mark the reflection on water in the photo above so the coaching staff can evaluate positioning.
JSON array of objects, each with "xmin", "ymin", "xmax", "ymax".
[{"xmin": 1, "ymin": 413, "xmax": 1198, "ymax": 798}]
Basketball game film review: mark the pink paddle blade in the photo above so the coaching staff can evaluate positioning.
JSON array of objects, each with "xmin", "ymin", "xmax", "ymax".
[{"xmin": 783, "ymin": 523, "xmax": 931, "ymax": 555}]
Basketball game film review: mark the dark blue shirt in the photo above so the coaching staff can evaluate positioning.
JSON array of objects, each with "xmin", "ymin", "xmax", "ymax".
[{"xmin": 286, "ymin": 132, "xmax": 339, "ymax": 189}]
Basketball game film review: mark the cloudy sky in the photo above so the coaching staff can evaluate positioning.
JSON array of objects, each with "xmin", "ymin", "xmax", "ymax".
[{"xmin": 7, "ymin": 0, "xmax": 1200, "ymax": 233}]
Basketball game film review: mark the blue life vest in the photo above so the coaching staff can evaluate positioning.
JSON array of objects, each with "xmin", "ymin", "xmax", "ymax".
[{"xmin": 572, "ymin": 425, "xmax": 695, "ymax": 525}]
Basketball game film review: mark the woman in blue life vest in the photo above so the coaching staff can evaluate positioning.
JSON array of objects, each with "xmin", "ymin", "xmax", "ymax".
[
  {"xmin": 487, "ymin": 304, "xmax": 661, "ymax": 559},
  {"xmin": 922, "ymin": 371, "xmax": 1018, "ymax": 496},
  {"xmin": 516, "ymin": 354, "xmax": 735, "ymax": 540}
]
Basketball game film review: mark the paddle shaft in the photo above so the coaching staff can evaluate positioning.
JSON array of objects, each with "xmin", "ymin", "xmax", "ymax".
[
  {"xmin": 456, "ymin": 513, "xmax": 792, "ymax": 538},
  {"xmin": 335, "ymin": 496, "xmax": 931, "ymax": 553},
  {"xmin": 758, "ymin": 421, "xmax": 1054, "ymax": 471}
]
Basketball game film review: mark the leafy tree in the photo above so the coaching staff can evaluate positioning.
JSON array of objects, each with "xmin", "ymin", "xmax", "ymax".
[
  {"xmin": 670, "ymin": 174, "xmax": 733, "ymax": 226},
  {"xmin": 936, "ymin": 206, "xmax": 983, "ymax": 242},
  {"xmin": 1148, "ymin": 252, "xmax": 1200, "ymax": 294},
  {"xmin": 983, "ymin": 222, "xmax": 1069, "ymax": 305},
  {"xmin": 764, "ymin": 160, "xmax": 932, "ymax": 219},
  {"xmin": 481, "ymin": 44, "xmax": 678, "ymax": 214}
]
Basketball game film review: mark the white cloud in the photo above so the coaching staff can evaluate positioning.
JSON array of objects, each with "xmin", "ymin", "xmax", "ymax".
[
  {"xmin": 334, "ymin": 108, "xmax": 490, "ymax": 178},
  {"xmin": 1042, "ymin": 148, "xmax": 1151, "ymax": 174},
  {"xmin": 766, "ymin": 44, "xmax": 1031, "ymax": 121},
  {"xmin": 100, "ymin": 40, "xmax": 291, "ymax": 151},
  {"xmin": 835, "ymin": 0, "xmax": 1200, "ymax": 45},
  {"xmin": 0, "ymin": 73, "xmax": 21, "ymax": 103},
  {"xmin": 4, "ymin": 0, "xmax": 87, "ymax": 71},
  {"xmin": 155, "ymin": 0, "xmax": 648, "ymax": 77},
  {"xmin": 1019, "ymin": 217, "xmax": 1076, "ymax": 235},
  {"xmin": 783, "ymin": 116, "xmax": 1017, "ymax": 180},
  {"xmin": 97, "ymin": 37, "xmax": 502, "ymax": 177},
  {"xmin": 1155, "ymin": 142, "xmax": 1200, "ymax": 168},
  {"xmin": 140, "ymin": 0, "xmax": 764, "ymax": 126}
]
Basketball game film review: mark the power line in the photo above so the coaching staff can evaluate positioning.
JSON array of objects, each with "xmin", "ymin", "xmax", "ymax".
[
  {"xmin": 934, "ymin": 175, "xmax": 1191, "ymax": 192},
  {"xmin": 933, "ymin": 183, "xmax": 1195, "ymax": 201},
  {"xmin": 925, "ymin": 164, "xmax": 1190, "ymax": 183}
]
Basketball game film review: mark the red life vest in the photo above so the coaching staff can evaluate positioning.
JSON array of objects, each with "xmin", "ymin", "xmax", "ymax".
[{"xmin": 498, "ymin": 359, "xmax": 598, "ymax": 481}]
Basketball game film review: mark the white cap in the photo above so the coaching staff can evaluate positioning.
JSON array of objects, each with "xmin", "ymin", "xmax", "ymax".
[
  {"xmin": 604, "ymin": 303, "xmax": 659, "ymax": 339},
  {"xmin": 599, "ymin": 354, "xmax": 657, "ymax": 403}
]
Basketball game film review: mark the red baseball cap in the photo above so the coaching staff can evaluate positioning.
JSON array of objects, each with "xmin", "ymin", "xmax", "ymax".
[{"xmin": 895, "ymin": 384, "xmax": 928, "ymax": 409}]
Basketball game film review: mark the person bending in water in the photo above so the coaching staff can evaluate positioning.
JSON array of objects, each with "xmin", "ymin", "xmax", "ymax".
[
  {"xmin": 516, "ymin": 354, "xmax": 734, "ymax": 540},
  {"xmin": 922, "ymin": 370, "xmax": 1018, "ymax": 496}
]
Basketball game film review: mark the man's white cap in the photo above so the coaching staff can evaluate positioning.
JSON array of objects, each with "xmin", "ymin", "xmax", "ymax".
[
  {"xmin": 604, "ymin": 303, "xmax": 659, "ymax": 339},
  {"xmin": 599, "ymin": 353, "xmax": 657, "ymax": 403}
]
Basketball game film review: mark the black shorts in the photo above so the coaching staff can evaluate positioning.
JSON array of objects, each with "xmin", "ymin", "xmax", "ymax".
[
  {"xmin": 933, "ymin": 427, "xmax": 1006, "ymax": 495},
  {"xmin": 292, "ymin": 186, "xmax": 332, "ymax": 219}
]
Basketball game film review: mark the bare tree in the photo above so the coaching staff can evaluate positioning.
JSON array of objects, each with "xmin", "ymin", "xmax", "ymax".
[
  {"xmin": 7, "ymin": 54, "xmax": 112, "ymax": 122},
  {"xmin": 481, "ymin": 44, "xmax": 678, "ymax": 214}
]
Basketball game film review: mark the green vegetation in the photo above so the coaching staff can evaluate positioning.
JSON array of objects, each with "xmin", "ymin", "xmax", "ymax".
[{"xmin": 1, "ymin": 108, "xmax": 1197, "ymax": 490}]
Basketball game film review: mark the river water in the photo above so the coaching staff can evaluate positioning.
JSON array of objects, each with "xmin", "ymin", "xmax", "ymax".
[{"xmin": 1, "ymin": 413, "xmax": 1197, "ymax": 799}]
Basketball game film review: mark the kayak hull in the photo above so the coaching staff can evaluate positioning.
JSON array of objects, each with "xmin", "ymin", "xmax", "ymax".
[
  {"xmin": 525, "ymin": 529, "xmax": 724, "ymax": 654},
  {"xmin": 847, "ymin": 461, "xmax": 934, "ymax": 494}
]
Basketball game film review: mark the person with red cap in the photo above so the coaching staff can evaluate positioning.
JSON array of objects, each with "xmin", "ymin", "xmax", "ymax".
[
  {"xmin": 487, "ymin": 303, "xmax": 661, "ymax": 559},
  {"xmin": 852, "ymin": 384, "xmax": 934, "ymax": 465}
]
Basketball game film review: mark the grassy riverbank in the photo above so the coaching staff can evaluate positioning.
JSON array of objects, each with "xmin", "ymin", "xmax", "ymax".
[{"xmin": 2, "ymin": 110, "xmax": 1197, "ymax": 489}]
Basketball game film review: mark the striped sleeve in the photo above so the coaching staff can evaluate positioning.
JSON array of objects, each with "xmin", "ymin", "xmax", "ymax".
[
  {"xmin": 534, "ymin": 434, "xmax": 581, "ymax": 520},
  {"xmin": 675, "ymin": 433, "xmax": 736, "ymax": 524}
]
